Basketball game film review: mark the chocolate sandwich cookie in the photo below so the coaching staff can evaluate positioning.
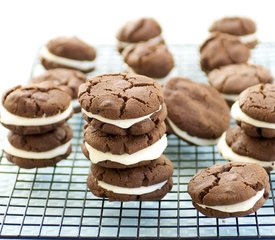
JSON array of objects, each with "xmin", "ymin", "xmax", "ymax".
[
  {"xmin": 188, "ymin": 162, "xmax": 270, "ymax": 218},
  {"xmin": 200, "ymin": 32, "xmax": 250, "ymax": 73},
  {"xmin": 4, "ymin": 123, "xmax": 73, "ymax": 169},
  {"xmin": 123, "ymin": 42, "xmax": 175, "ymax": 80},
  {"xmin": 78, "ymin": 73, "xmax": 166, "ymax": 136},
  {"xmin": 39, "ymin": 36, "xmax": 96, "ymax": 73},
  {"xmin": 209, "ymin": 16, "xmax": 257, "ymax": 48},
  {"xmin": 116, "ymin": 18, "xmax": 163, "ymax": 53},
  {"xmin": 208, "ymin": 64, "xmax": 273, "ymax": 104},
  {"xmin": 217, "ymin": 126, "xmax": 275, "ymax": 171},
  {"xmin": 30, "ymin": 68, "xmax": 87, "ymax": 113},
  {"xmin": 0, "ymin": 85, "xmax": 73, "ymax": 135},
  {"xmin": 231, "ymin": 84, "xmax": 275, "ymax": 138},
  {"xmin": 164, "ymin": 77, "xmax": 230, "ymax": 145},
  {"xmin": 87, "ymin": 154, "xmax": 173, "ymax": 201},
  {"xmin": 82, "ymin": 122, "xmax": 167, "ymax": 169}
]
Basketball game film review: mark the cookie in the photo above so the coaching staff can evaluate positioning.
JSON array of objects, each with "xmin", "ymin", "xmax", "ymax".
[
  {"xmin": 217, "ymin": 126, "xmax": 275, "ymax": 171},
  {"xmin": 208, "ymin": 64, "xmax": 273, "ymax": 104},
  {"xmin": 116, "ymin": 18, "xmax": 163, "ymax": 53},
  {"xmin": 82, "ymin": 122, "xmax": 167, "ymax": 169},
  {"xmin": 0, "ymin": 85, "xmax": 73, "ymax": 135},
  {"xmin": 4, "ymin": 123, "xmax": 73, "ymax": 169},
  {"xmin": 30, "ymin": 68, "xmax": 87, "ymax": 113},
  {"xmin": 78, "ymin": 73, "xmax": 165, "ymax": 136},
  {"xmin": 200, "ymin": 32, "xmax": 250, "ymax": 73},
  {"xmin": 39, "ymin": 36, "xmax": 96, "ymax": 73},
  {"xmin": 188, "ymin": 162, "xmax": 270, "ymax": 218},
  {"xmin": 209, "ymin": 16, "xmax": 257, "ymax": 48},
  {"xmin": 164, "ymin": 77, "xmax": 230, "ymax": 145},
  {"xmin": 123, "ymin": 42, "xmax": 174, "ymax": 79},
  {"xmin": 87, "ymin": 154, "xmax": 173, "ymax": 201},
  {"xmin": 231, "ymin": 84, "xmax": 275, "ymax": 138}
]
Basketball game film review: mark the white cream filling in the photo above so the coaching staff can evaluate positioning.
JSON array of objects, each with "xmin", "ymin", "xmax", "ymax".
[
  {"xmin": 221, "ymin": 93, "xmax": 239, "ymax": 102},
  {"xmin": 240, "ymin": 33, "xmax": 257, "ymax": 43},
  {"xmin": 39, "ymin": 46, "xmax": 95, "ymax": 71},
  {"xmin": 82, "ymin": 105, "xmax": 162, "ymax": 129},
  {"xmin": 197, "ymin": 188, "xmax": 264, "ymax": 213},
  {"xmin": 217, "ymin": 132, "xmax": 275, "ymax": 169},
  {"xmin": 167, "ymin": 118, "xmax": 220, "ymax": 146},
  {"xmin": 231, "ymin": 101, "xmax": 275, "ymax": 129},
  {"xmin": 117, "ymin": 35, "xmax": 163, "ymax": 49},
  {"xmin": 97, "ymin": 179, "xmax": 167, "ymax": 195},
  {"xmin": 0, "ymin": 103, "xmax": 73, "ymax": 126},
  {"xmin": 85, "ymin": 134, "xmax": 167, "ymax": 165},
  {"xmin": 4, "ymin": 139, "xmax": 71, "ymax": 159}
]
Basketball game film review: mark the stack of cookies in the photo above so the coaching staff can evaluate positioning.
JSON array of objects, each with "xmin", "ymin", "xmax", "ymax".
[
  {"xmin": 0, "ymin": 85, "xmax": 74, "ymax": 168},
  {"xmin": 78, "ymin": 73, "xmax": 174, "ymax": 201}
]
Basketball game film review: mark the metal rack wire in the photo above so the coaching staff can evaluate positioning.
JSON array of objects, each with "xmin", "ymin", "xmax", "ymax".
[{"xmin": 0, "ymin": 44, "xmax": 275, "ymax": 239}]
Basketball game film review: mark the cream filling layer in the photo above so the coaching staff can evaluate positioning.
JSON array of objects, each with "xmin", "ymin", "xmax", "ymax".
[
  {"xmin": 39, "ymin": 46, "xmax": 95, "ymax": 71},
  {"xmin": 197, "ymin": 188, "xmax": 264, "ymax": 213},
  {"xmin": 240, "ymin": 33, "xmax": 257, "ymax": 43},
  {"xmin": 221, "ymin": 93, "xmax": 239, "ymax": 102},
  {"xmin": 217, "ymin": 132, "xmax": 275, "ymax": 169},
  {"xmin": 4, "ymin": 139, "xmax": 71, "ymax": 159},
  {"xmin": 97, "ymin": 179, "xmax": 167, "ymax": 195},
  {"xmin": 0, "ymin": 103, "xmax": 73, "ymax": 126},
  {"xmin": 167, "ymin": 118, "xmax": 220, "ymax": 146},
  {"xmin": 85, "ymin": 134, "xmax": 167, "ymax": 165},
  {"xmin": 231, "ymin": 101, "xmax": 275, "ymax": 129},
  {"xmin": 82, "ymin": 105, "xmax": 162, "ymax": 129},
  {"xmin": 117, "ymin": 35, "xmax": 163, "ymax": 49}
]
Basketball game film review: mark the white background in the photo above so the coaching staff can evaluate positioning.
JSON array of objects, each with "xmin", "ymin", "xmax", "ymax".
[{"xmin": 0, "ymin": 0, "xmax": 275, "ymax": 92}]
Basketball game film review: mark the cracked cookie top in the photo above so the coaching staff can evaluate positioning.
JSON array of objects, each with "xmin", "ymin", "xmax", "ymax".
[
  {"xmin": 92, "ymin": 154, "xmax": 173, "ymax": 188},
  {"xmin": 239, "ymin": 83, "xmax": 275, "ymax": 122},
  {"xmin": 2, "ymin": 85, "xmax": 72, "ymax": 118},
  {"xmin": 208, "ymin": 64, "xmax": 273, "ymax": 94},
  {"xmin": 188, "ymin": 162, "xmax": 270, "ymax": 206},
  {"xmin": 78, "ymin": 73, "xmax": 164, "ymax": 119},
  {"xmin": 116, "ymin": 18, "xmax": 161, "ymax": 43},
  {"xmin": 200, "ymin": 32, "xmax": 250, "ymax": 73}
]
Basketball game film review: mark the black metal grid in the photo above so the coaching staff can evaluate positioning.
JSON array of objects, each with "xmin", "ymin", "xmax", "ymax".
[{"xmin": 1, "ymin": 44, "xmax": 275, "ymax": 239}]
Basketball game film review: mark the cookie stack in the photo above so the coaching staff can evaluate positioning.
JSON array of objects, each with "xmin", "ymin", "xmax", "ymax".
[
  {"xmin": 218, "ymin": 83, "xmax": 275, "ymax": 172},
  {"xmin": 0, "ymin": 85, "xmax": 74, "ymax": 168},
  {"xmin": 78, "ymin": 73, "xmax": 174, "ymax": 201}
]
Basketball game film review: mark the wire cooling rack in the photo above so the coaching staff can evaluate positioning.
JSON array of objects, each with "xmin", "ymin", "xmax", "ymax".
[{"xmin": 1, "ymin": 44, "xmax": 275, "ymax": 240}]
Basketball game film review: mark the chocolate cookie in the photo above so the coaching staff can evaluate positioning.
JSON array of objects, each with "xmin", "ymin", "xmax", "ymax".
[
  {"xmin": 209, "ymin": 16, "xmax": 257, "ymax": 48},
  {"xmin": 0, "ymin": 85, "xmax": 73, "ymax": 135},
  {"xmin": 116, "ymin": 18, "xmax": 163, "ymax": 53},
  {"xmin": 200, "ymin": 32, "xmax": 250, "ymax": 73},
  {"xmin": 231, "ymin": 84, "xmax": 275, "ymax": 138},
  {"xmin": 4, "ymin": 123, "xmax": 73, "ymax": 169},
  {"xmin": 164, "ymin": 77, "xmax": 230, "ymax": 145},
  {"xmin": 82, "ymin": 122, "xmax": 167, "ymax": 168},
  {"xmin": 78, "ymin": 73, "xmax": 165, "ymax": 136},
  {"xmin": 39, "ymin": 36, "xmax": 96, "ymax": 73},
  {"xmin": 188, "ymin": 162, "xmax": 270, "ymax": 218},
  {"xmin": 30, "ymin": 68, "xmax": 87, "ymax": 113},
  {"xmin": 123, "ymin": 42, "xmax": 174, "ymax": 79},
  {"xmin": 208, "ymin": 64, "xmax": 273, "ymax": 104},
  {"xmin": 87, "ymin": 154, "xmax": 173, "ymax": 201}
]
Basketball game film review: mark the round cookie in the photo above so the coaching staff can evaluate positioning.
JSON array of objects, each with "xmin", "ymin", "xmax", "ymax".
[
  {"xmin": 123, "ymin": 42, "xmax": 174, "ymax": 79},
  {"xmin": 87, "ymin": 154, "xmax": 174, "ymax": 201},
  {"xmin": 30, "ymin": 68, "xmax": 87, "ymax": 113},
  {"xmin": 188, "ymin": 162, "xmax": 270, "ymax": 218},
  {"xmin": 0, "ymin": 85, "xmax": 73, "ymax": 135},
  {"xmin": 209, "ymin": 16, "xmax": 257, "ymax": 48},
  {"xmin": 116, "ymin": 18, "xmax": 163, "ymax": 53},
  {"xmin": 78, "ymin": 73, "xmax": 165, "ymax": 136},
  {"xmin": 217, "ymin": 126, "xmax": 275, "ymax": 171},
  {"xmin": 208, "ymin": 64, "xmax": 273, "ymax": 104},
  {"xmin": 82, "ymin": 122, "xmax": 167, "ymax": 169},
  {"xmin": 39, "ymin": 36, "xmax": 96, "ymax": 73},
  {"xmin": 164, "ymin": 77, "xmax": 230, "ymax": 145},
  {"xmin": 200, "ymin": 32, "xmax": 250, "ymax": 73},
  {"xmin": 231, "ymin": 83, "xmax": 275, "ymax": 138},
  {"xmin": 4, "ymin": 123, "xmax": 73, "ymax": 169}
]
